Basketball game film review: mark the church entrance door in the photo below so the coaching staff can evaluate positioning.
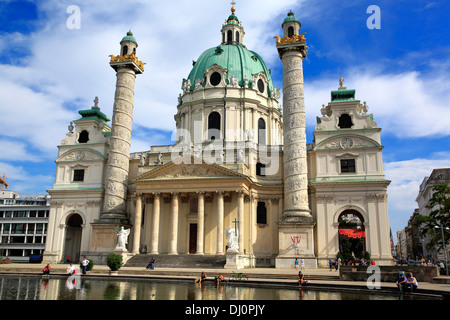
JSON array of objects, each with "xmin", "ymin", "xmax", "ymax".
[
  {"xmin": 338, "ymin": 210, "xmax": 366, "ymax": 261},
  {"xmin": 189, "ymin": 224, "xmax": 197, "ymax": 254},
  {"xmin": 64, "ymin": 214, "xmax": 83, "ymax": 263}
]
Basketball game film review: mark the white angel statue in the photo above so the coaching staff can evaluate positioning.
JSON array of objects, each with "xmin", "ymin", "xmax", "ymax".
[
  {"xmin": 225, "ymin": 226, "xmax": 239, "ymax": 252},
  {"xmin": 116, "ymin": 226, "xmax": 130, "ymax": 249}
]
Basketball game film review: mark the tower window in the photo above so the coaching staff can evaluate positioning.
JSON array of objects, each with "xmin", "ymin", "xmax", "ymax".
[
  {"xmin": 256, "ymin": 162, "xmax": 266, "ymax": 176},
  {"xmin": 122, "ymin": 45, "xmax": 128, "ymax": 56},
  {"xmin": 227, "ymin": 30, "xmax": 233, "ymax": 44},
  {"xmin": 73, "ymin": 169, "xmax": 85, "ymax": 182},
  {"xmin": 78, "ymin": 130, "xmax": 89, "ymax": 143},
  {"xmin": 338, "ymin": 114, "xmax": 353, "ymax": 129},
  {"xmin": 208, "ymin": 112, "xmax": 221, "ymax": 140},
  {"xmin": 236, "ymin": 31, "xmax": 240, "ymax": 44},
  {"xmin": 258, "ymin": 118, "xmax": 266, "ymax": 145},
  {"xmin": 288, "ymin": 26, "xmax": 294, "ymax": 37},
  {"xmin": 257, "ymin": 201, "xmax": 267, "ymax": 225},
  {"xmin": 340, "ymin": 159, "xmax": 356, "ymax": 173},
  {"xmin": 210, "ymin": 72, "xmax": 222, "ymax": 86}
]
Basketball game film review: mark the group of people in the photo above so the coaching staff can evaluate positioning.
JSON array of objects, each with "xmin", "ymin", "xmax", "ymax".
[
  {"xmin": 194, "ymin": 272, "xmax": 226, "ymax": 285},
  {"xmin": 294, "ymin": 258, "xmax": 305, "ymax": 271},
  {"xmin": 395, "ymin": 272, "xmax": 418, "ymax": 292},
  {"xmin": 329, "ymin": 258, "xmax": 342, "ymax": 271},
  {"xmin": 42, "ymin": 257, "xmax": 90, "ymax": 277}
]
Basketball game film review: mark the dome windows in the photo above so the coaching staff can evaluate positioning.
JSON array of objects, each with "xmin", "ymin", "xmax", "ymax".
[
  {"xmin": 210, "ymin": 72, "xmax": 222, "ymax": 86},
  {"xmin": 257, "ymin": 79, "xmax": 265, "ymax": 93}
]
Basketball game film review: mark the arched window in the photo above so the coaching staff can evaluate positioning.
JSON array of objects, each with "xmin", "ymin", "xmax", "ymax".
[
  {"xmin": 78, "ymin": 130, "xmax": 89, "ymax": 143},
  {"xmin": 208, "ymin": 112, "xmax": 221, "ymax": 140},
  {"xmin": 236, "ymin": 31, "xmax": 240, "ymax": 44},
  {"xmin": 288, "ymin": 26, "xmax": 294, "ymax": 37},
  {"xmin": 122, "ymin": 45, "xmax": 128, "ymax": 56},
  {"xmin": 338, "ymin": 114, "xmax": 353, "ymax": 129},
  {"xmin": 258, "ymin": 118, "xmax": 266, "ymax": 145},
  {"xmin": 257, "ymin": 201, "xmax": 267, "ymax": 225},
  {"xmin": 227, "ymin": 30, "xmax": 233, "ymax": 44}
]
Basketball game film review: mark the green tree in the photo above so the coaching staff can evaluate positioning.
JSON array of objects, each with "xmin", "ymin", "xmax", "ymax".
[{"xmin": 415, "ymin": 183, "xmax": 450, "ymax": 252}]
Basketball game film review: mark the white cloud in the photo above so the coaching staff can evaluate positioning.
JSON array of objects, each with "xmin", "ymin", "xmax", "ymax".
[
  {"xmin": 384, "ymin": 155, "xmax": 450, "ymax": 234},
  {"xmin": 304, "ymin": 64, "xmax": 450, "ymax": 139}
]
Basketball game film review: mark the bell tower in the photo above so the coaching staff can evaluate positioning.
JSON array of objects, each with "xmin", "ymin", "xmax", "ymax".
[
  {"xmin": 275, "ymin": 11, "xmax": 316, "ymax": 268},
  {"xmin": 221, "ymin": 1, "xmax": 245, "ymax": 45}
]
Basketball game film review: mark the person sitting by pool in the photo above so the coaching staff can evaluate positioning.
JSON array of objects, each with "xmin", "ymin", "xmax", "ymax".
[
  {"xmin": 42, "ymin": 264, "xmax": 50, "ymax": 277},
  {"xmin": 298, "ymin": 271, "xmax": 309, "ymax": 287},
  {"xmin": 406, "ymin": 272, "xmax": 418, "ymax": 292},
  {"xmin": 215, "ymin": 273, "xmax": 224, "ymax": 285},
  {"xmin": 195, "ymin": 271, "xmax": 207, "ymax": 283},
  {"xmin": 66, "ymin": 263, "xmax": 76, "ymax": 275},
  {"xmin": 395, "ymin": 271, "xmax": 407, "ymax": 292}
]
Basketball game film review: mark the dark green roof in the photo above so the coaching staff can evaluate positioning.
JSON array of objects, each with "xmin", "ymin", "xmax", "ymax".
[
  {"xmin": 227, "ymin": 13, "xmax": 239, "ymax": 25},
  {"xmin": 78, "ymin": 108, "xmax": 111, "ymax": 123},
  {"xmin": 283, "ymin": 11, "xmax": 300, "ymax": 26},
  {"xmin": 121, "ymin": 30, "xmax": 137, "ymax": 44},
  {"xmin": 331, "ymin": 89, "xmax": 356, "ymax": 102},
  {"xmin": 187, "ymin": 44, "xmax": 275, "ymax": 97}
]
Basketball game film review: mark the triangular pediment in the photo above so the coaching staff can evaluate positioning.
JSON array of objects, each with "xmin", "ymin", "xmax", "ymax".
[{"xmin": 132, "ymin": 155, "xmax": 247, "ymax": 183}]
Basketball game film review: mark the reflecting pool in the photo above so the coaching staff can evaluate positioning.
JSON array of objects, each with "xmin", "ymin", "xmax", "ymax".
[{"xmin": 0, "ymin": 275, "xmax": 438, "ymax": 300}]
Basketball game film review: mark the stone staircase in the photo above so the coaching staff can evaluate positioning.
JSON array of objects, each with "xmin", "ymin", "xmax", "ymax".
[{"xmin": 124, "ymin": 254, "xmax": 226, "ymax": 269}]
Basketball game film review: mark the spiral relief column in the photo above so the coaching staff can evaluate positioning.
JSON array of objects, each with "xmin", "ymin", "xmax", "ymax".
[
  {"xmin": 277, "ymin": 13, "xmax": 311, "ymax": 222},
  {"xmin": 100, "ymin": 31, "xmax": 145, "ymax": 225},
  {"xmin": 275, "ymin": 12, "xmax": 316, "ymax": 268}
]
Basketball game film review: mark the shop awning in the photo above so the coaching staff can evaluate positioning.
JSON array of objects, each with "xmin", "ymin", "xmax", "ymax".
[{"xmin": 339, "ymin": 229, "xmax": 366, "ymax": 238}]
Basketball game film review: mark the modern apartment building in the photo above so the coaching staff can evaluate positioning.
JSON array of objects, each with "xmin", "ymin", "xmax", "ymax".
[{"xmin": 0, "ymin": 190, "xmax": 50, "ymax": 262}]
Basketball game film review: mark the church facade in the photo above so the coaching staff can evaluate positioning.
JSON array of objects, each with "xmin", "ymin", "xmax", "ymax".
[{"xmin": 43, "ymin": 8, "xmax": 393, "ymax": 268}]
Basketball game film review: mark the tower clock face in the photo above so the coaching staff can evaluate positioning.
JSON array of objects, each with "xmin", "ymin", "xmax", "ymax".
[{"xmin": 341, "ymin": 137, "xmax": 353, "ymax": 149}]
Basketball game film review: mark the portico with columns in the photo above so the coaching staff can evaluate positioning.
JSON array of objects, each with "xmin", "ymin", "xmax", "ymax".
[{"xmin": 127, "ymin": 159, "xmax": 283, "ymax": 266}]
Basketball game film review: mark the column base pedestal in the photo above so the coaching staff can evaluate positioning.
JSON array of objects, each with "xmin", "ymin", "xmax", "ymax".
[{"xmin": 276, "ymin": 218, "xmax": 317, "ymax": 268}]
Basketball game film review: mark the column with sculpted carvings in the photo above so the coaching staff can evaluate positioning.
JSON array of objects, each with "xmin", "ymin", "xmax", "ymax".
[{"xmin": 276, "ymin": 14, "xmax": 312, "ymax": 222}]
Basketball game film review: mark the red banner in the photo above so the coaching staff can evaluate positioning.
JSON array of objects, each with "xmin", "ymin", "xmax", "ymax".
[{"xmin": 339, "ymin": 229, "xmax": 366, "ymax": 238}]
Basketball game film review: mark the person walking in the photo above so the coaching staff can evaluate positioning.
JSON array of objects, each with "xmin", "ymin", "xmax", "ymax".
[
  {"xmin": 295, "ymin": 258, "xmax": 299, "ymax": 270},
  {"xmin": 300, "ymin": 258, "xmax": 305, "ymax": 271}
]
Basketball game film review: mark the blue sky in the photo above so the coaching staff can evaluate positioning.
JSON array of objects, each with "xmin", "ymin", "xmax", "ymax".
[{"xmin": 0, "ymin": 0, "xmax": 449, "ymax": 238}]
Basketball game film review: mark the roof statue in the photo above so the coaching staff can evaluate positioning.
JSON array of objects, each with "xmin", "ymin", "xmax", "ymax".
[{"xmin": 0, "ymin": 173, "xmax": 9, "ymax": 191}]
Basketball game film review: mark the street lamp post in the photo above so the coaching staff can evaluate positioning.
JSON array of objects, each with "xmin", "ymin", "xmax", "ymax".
[{"xmin": 435, "ymin": 224, "xmax": 449, "ymax": 276}]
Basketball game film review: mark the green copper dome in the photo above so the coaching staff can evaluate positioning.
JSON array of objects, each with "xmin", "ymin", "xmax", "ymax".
[
  {"xmin": 121, "ymin": 30, "xmax": 137, "ymax": 44},
  {"xmin": 283, "ymin": 11, "xmax": 301, "ymax": 26},
  {"xmin": 227, "ymin": 12, "xmax": 239, "ymax": 25},
  {"xmin": 186, "ymin": 44, "xmax": 275, "ymax": 97}
]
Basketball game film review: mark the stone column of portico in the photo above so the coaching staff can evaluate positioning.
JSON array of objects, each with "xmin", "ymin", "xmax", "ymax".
[
  {"xmin": 237, "ymin": 191, "xmax": 245, "ymax": 254},
  {"xmin": 216, "ymin": 191, "xmax": 224, "ymax": 255},
  {"xmin": 169, "ymin": 192, "xmax": 179, "ymax": 254},
  {"xmin": 131, "ymin": 193, "xmax": 142, "ymax": 254},
  {"xmin": 196, "ymin": 192, "xmax": 205, "ymax": 254},
  {"xmin": 150, "ymin": 193, "xmax": 160, "ymax": 254}
]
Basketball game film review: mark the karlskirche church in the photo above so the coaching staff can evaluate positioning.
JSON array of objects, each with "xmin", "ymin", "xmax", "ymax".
[{"xmin": 43, "ymin": 6, "xmax": 393, "ymax": 268}]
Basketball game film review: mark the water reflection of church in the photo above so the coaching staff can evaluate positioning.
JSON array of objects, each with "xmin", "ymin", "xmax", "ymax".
[{"xmin": 43, "ymin": 6, "xmax": 393, "ymax": 268}]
